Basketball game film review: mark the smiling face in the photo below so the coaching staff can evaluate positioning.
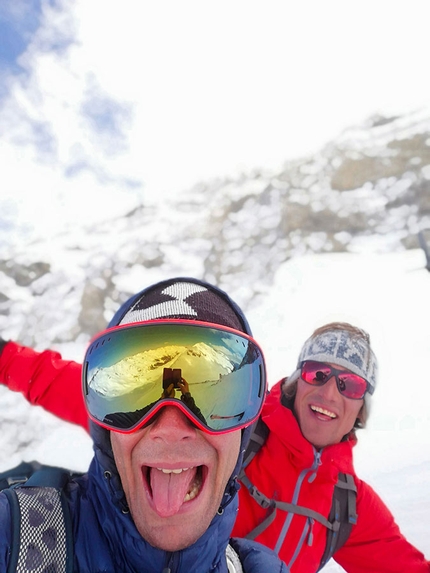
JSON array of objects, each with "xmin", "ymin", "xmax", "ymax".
[
  {"xmin": 293, "ymin": 362, "xmax": 364, "ymax": 449},
  {"xmin": 111, "ymin": 406, "xmax": 241, "ymax": 551}
]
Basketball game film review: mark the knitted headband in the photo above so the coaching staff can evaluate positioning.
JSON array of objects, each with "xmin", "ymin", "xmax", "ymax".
[{"xmin": 288, "ymin": 328, "xmax": 378, "ymax": 394}]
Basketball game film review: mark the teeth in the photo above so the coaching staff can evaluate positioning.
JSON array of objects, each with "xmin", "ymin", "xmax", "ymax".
[
  {"xmin": 311, "ymin": 405, "xmax": 336, "ymax": 418},
  {"xmin": 157, "ymin": 467, "xmax": 191, "ymax": 474},
  {"xmin": 154, "ymin": 466, "xmax": 202, "ymax": 502},
  {"xmin": 184, "ymin": 473, "xmax": 202, "ymax": 502}
]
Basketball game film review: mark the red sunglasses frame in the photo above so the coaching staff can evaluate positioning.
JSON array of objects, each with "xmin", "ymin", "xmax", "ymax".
[{"xmin": 300, "ymin": 360, "xmax": 372, "ymax": 400}]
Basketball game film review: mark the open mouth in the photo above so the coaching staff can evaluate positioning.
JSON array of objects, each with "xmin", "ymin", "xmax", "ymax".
[
  {"xmin": 310, "ymin": 405, "xmax": 337, "ymax": 420},
  {"xmin": 144, "ymin": 465, "xmax": 205, "ymax": 517}
]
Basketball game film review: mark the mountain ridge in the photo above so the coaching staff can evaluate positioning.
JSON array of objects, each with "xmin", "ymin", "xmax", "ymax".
[{"xmin": 1, "ymin": 108, "xmax": 429, "ymax": 348}]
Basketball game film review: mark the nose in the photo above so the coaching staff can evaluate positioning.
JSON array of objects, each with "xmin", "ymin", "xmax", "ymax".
[
  {"xmin": 319, "ymin": 375, "xmax": 339, "ymax": 400},
  {"xmin": 148, "ymin": 404, "xmax": 198, "ymax": 442}
]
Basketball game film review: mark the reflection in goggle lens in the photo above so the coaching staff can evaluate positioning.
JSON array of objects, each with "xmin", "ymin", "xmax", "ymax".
[{"xmin": 83, "ymin": 321, "xmax": 266, "ymax": 433}]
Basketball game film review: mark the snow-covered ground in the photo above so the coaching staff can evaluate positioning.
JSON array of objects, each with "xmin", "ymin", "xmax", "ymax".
[{"xmin": 1, "ymin": 248, "xmax": 429, "ymax": 570}]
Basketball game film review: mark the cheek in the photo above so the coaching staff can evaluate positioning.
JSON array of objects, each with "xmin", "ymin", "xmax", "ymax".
[
  {"xmin": 296, "ymin": 379, "xmax": 313, "ymax": 399},
  {"xmin": 110, "ymin": 433, "xmax": 138, "ymax": 481},
  {"xmin": 111, "ymin": 430, "xmax": 143, "ymax": 456},
  {"xmin": 110, "ymin": 435, "xmax": 126, "ymax": 478},
  {"xmin": 110, "ymin": 433, "xmax": 121, "ymax": 463},
  {"xmin": 294, "ymin": 382, "xmax": 312, "ymax": 412},
  {"xmin": 343, "ymin": 402, "xmax": 363, "ymax": 429},
  {"xmin": 229, "ymin": 435, "xmax": 241, "ymax": 470},
  {"xmin": 214, "ymin": 433, "xmax": 241, "ymax": 478}
]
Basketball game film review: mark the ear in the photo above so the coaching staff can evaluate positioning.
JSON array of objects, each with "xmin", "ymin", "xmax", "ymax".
[{"xmin": 354, "ymin": 404, "xmax": 366, "ymax": 430}]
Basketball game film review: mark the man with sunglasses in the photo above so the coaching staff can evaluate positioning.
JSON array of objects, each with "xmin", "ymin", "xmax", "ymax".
[
  {"xmin": 0, "ymin": 277, "xmax": 287, "ymax": 573},
  {"xmin": 1, "ymin": 312, "xmax": 429, "ymax": 571},
  {"xmin": 233, "ymin": 322, "xmax": 430, "ymax": 572}
]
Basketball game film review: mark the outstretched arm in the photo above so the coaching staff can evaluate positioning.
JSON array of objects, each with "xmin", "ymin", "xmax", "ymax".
[
  {"xmin": 335, "ymin": 478, "xmax": 430, "ymax": 572},
  {"xmin": 0, "ymin": 339, "xmax": 89, "ymax": 431}
]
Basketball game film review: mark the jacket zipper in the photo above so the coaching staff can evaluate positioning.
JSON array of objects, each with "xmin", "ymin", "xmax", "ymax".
[
  {"xmin": 163, "ymin": 551, "xmax": 180, "ymax": 573},
  {"xmin": 274, "ymin": 448, "xmax": 323, "ymax": 561}
]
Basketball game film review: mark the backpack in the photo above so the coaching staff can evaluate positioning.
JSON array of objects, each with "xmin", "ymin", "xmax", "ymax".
[
  {"xmin": 238, "ymin": 419, "xmax": 357, "ymax": 571},
  {"xmin": 0, "ymin": 461, "xmax": 81, "ymax": 573},
  {"xmin": 0, "ymin": 461, "xmax": 245, "ymax": 573}
]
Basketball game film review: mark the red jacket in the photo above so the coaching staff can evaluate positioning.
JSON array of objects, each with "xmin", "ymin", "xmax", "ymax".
[
  {"xmin": 233, "ymin": 381, "xmax": 430, "ymax": 572},
  {"xmin": 1, "ymin": 341, "xmax": 429, "ymax": 572}
]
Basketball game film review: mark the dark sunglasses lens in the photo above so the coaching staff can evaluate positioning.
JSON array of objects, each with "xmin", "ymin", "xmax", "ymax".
[
  {"xmin": 301, "ymin": 361, "xmax": 367, "ymax": 399},
  {"xmin": 83, "ymin": 323, "xmax": 265, "ymax": 432},
  {"xmin": 301, "ymin": 361, "xmax": 332, "ymax": 385},
  {"xmin": 337, "ymin": 373, "xmax": 367, "ymax": 399}
]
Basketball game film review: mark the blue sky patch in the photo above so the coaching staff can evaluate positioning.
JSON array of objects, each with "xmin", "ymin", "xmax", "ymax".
[
  {"xmin": 0, "ymin": 1, "xmax": 43, "ymax": 74},
  {"xmin": 81, "ymin": 75, "xmax": 133, "ymax": 155}
]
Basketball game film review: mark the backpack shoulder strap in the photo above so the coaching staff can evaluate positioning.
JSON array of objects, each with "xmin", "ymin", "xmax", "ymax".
[
  {"xmin": 238, "ymin": 417, "xmax": 271, "ymax": 516},
  {"xmin": 240, "ymin": 418, "xmax": 269, "ymax": 471},
  {"xmin": 3, "ymin": 464, "xmax": 77, "ymax": 573},
  {"xmin": 318, "ymin": 472, "xmax": 357, "ymax": 570},
  {"xmin": 0, "ymin": 461, "xmax": 44, "ymax": 491}
]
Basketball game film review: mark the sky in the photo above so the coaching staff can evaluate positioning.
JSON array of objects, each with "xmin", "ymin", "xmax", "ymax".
[
  {"xmin": 1, "ymin": 0, "xmax": 430, "ymax": 242},
  {"xmin": 0, "ymin": 248, "xmax": 429, "ymax": 572}
]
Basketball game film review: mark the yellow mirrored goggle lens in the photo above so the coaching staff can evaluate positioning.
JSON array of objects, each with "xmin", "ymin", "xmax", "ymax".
[{"xmin": 83, "ymin": 321, "xmax": 266, "ymax": 433}]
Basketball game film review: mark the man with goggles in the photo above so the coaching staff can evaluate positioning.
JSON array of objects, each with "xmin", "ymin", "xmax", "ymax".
[
  {"xmin": 1, "ymin": 313, "xmax": 430, "ymax": 572},
  {"xmin": 0, "ymin": 277, "xmax": 287, "ymax": 573}
]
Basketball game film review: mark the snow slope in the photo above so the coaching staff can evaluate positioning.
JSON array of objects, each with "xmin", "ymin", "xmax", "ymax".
[{"xmin": 0, "ymin": 248, "xmax": 429, "ymax": 570}]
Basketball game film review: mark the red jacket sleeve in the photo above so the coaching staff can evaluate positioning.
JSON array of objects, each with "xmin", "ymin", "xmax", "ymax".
[
  {"xmin": 0, "ymin": 340, "xmax": 89, "ymax": 432},
  {"xmin": 334, "ymin": 478, "xmax": 430, "ymax": 572}
]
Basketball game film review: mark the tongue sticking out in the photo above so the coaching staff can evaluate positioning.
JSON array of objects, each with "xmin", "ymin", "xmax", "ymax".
[{"xmin": 149, "ymin": 468, "xmax": 199, "ymax": 517}]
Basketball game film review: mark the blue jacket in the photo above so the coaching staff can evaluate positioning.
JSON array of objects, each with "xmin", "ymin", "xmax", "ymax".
[
  {"xmin": 0, "ymin": 422, "xmax": 287, "ymax": 573},
  {"xmin": 0, "ymin": 279, "xmax": 287, "ymax": 572}
]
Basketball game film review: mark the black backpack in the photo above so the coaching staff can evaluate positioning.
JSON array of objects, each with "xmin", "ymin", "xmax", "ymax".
[
  {"xmin": 0, "ymin": 461, "xmax": 247, "ymax": 573},
  {"xmin": 238, "ymin": 419, "xmax": 357, "ymax": 571},
  {"xmin": 0, "ymin": 461, "xmax": 80, "ymax": 573}
]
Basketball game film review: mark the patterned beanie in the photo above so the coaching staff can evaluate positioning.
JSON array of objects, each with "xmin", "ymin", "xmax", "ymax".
[
  {"xmin": 287, "ymin": 327, "xmax": 378, "ymax": 399},
  {"xmin": 108, "ymin": 277, "xmax": 251, "ymax": 334}
]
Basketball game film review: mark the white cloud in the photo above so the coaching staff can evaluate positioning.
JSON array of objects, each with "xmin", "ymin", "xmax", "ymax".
[{"xmin": 1, "ymin": 0, "xmax": 430, "ymax": 242}]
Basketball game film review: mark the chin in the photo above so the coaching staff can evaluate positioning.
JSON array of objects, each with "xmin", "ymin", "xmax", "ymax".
[{"xmin": 153, "ymin": 529, "xmax": 204, "ymax": 552}]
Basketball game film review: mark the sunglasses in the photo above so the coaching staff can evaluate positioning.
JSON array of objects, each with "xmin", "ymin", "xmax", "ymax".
[
  {"xmin": 300, "ymin": 360, "xmax": 373, "ymax": 400},
  {"xmin": 82, "ymin": 320, "xmax": 266, "ymax": 434}
]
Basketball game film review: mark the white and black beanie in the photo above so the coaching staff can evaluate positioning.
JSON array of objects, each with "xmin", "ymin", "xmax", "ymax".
[
  {"xmin": 286, "ymin": 328, "xmax": 378, "ymax": 400},
  {"xmin": 108, "ymin": 277, "xmax": 251, "ymax": 334}
]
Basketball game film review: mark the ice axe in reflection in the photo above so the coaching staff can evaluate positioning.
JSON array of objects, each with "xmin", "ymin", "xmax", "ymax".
[
  {"xmin": 210, "ymin": 412, "xmax": 245, "ymax": 421},
  {"xmin": 418, "ymin": 231, "xmax": 430, "ymax": 272}
]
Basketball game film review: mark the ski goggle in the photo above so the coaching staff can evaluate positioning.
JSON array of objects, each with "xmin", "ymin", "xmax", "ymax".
[
  {"xmin": 82, "ymin": 320, "xmax": 267, "ymax": 434},
  {"xmin": 300, "ymin": 360, "xmax": 373, "ymax": 400}
]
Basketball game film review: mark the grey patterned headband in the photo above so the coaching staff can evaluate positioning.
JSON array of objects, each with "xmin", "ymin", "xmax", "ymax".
[{"xmin": 297, "ymin": 329, "xmax": 378, "ymax": 392}]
